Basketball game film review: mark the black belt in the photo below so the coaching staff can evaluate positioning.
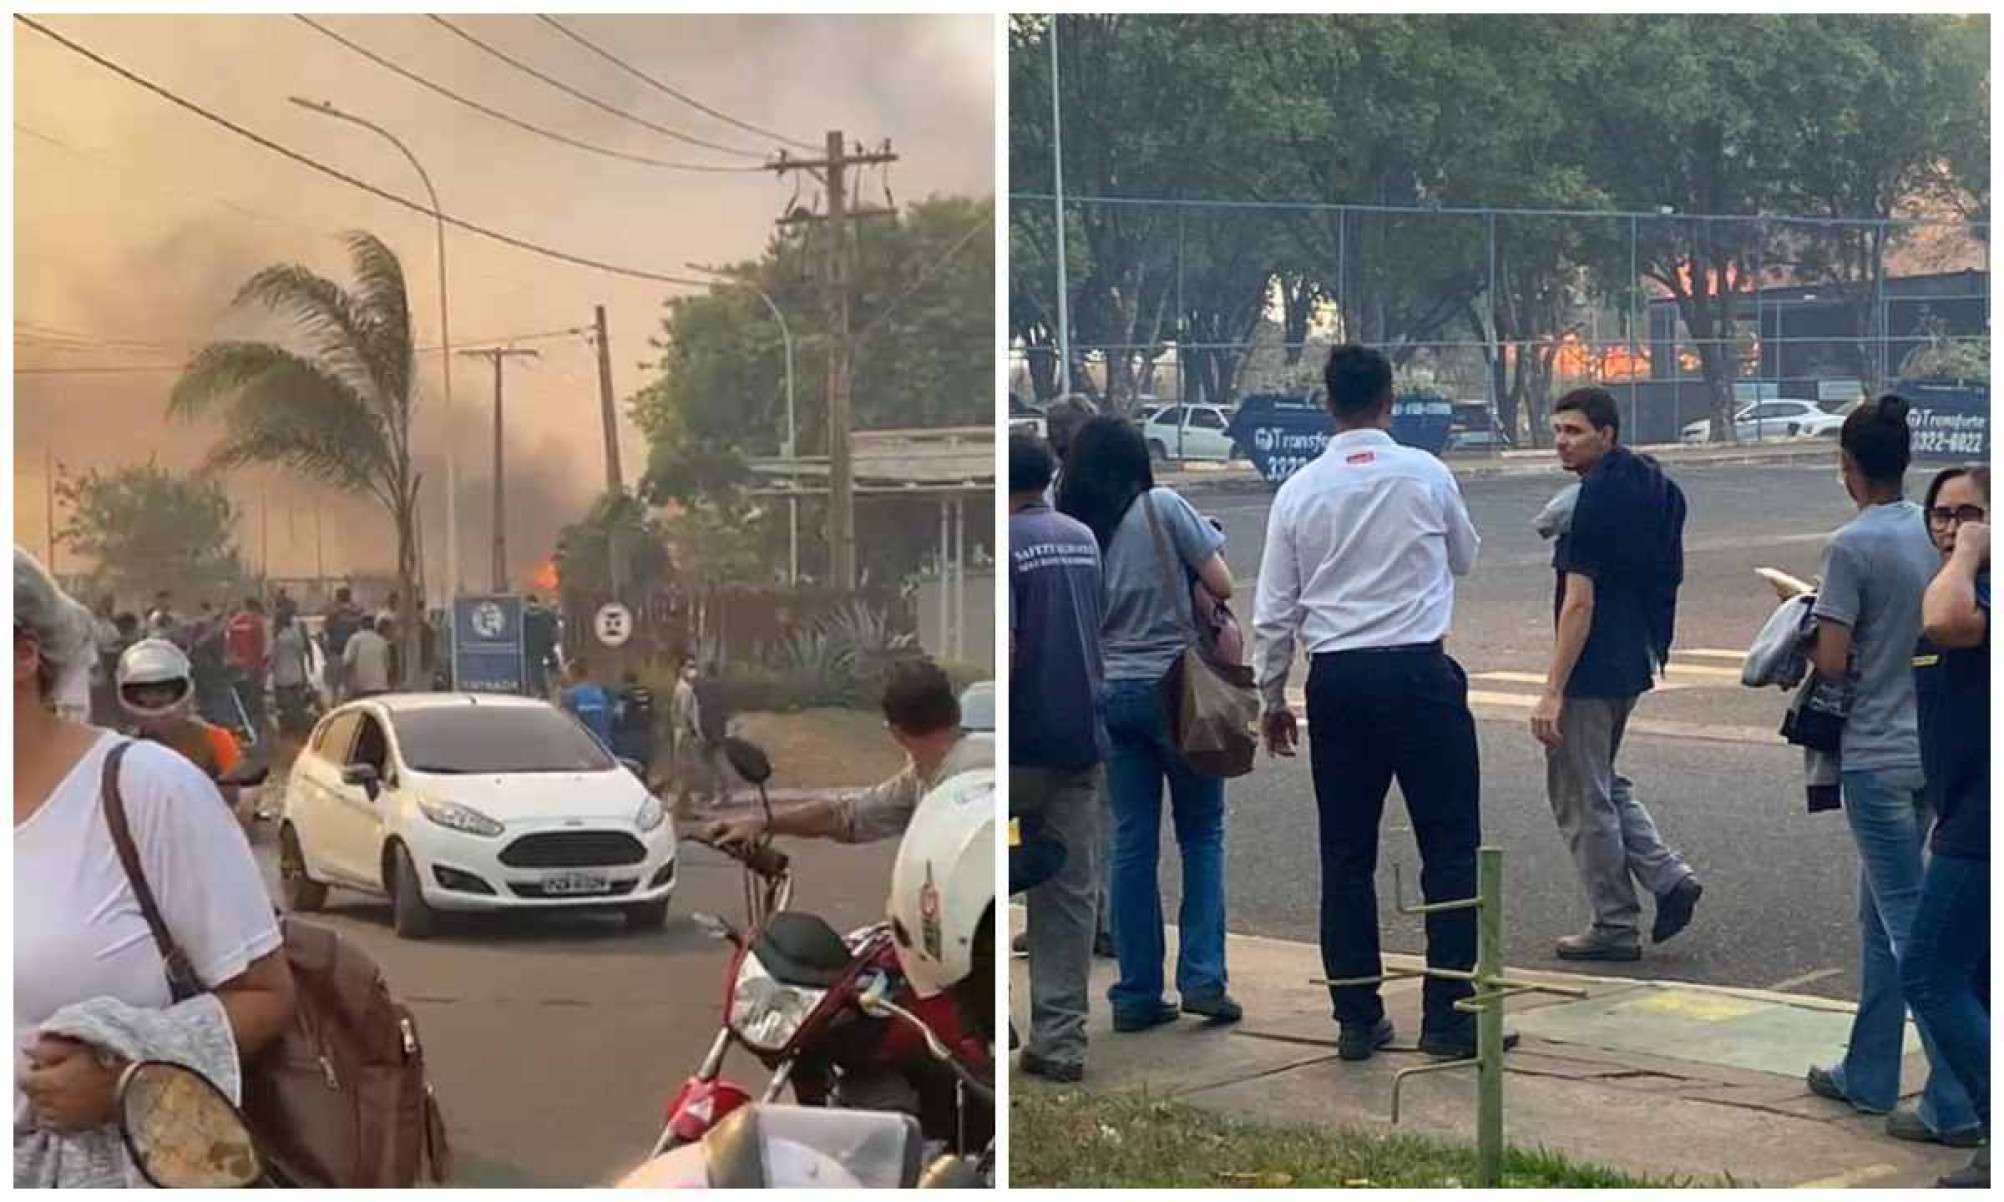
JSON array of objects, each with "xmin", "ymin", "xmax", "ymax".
[{"xmin": 1312, "ymin": 640, "xmax": 1443, "ymax": 658}]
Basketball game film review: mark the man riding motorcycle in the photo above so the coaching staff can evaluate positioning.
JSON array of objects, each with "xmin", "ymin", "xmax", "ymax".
[
  {"xmin": 700, "ymin": 658, "xmax": 992, "ymax": 850},
  {"xmin": 116, "ymin": 637, "xmax": 247, "ymax": 810}
]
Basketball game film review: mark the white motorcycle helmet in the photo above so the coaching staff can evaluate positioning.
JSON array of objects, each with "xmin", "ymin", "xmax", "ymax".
[
  {"xmin": 887, "ymin": 767, "xmax": 995, "ymax": 999},
  {"xmin": 117, "ymin": 638, "xmax": 196, "ymax": 721}
]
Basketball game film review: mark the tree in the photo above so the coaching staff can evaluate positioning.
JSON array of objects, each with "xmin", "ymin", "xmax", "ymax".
[
  {"xmin": 56, "ymin": 461, "xmax": 247, "ymax": 604},
  {"xmin": 553, "ymin": 490, "xmax": 672, "ymax": 604},
  {"xmin": 171, "ymin": 231, "xmax": 424, "ymax": 680},
  {"xmin": 631, "ymin": 195, "xmax": 991, "ymax": 589}
]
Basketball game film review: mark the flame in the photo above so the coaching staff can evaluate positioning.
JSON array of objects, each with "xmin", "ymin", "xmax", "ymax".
[{"xmin": 529, "ymin": 558, "xmax": 560, "ymax": 593}]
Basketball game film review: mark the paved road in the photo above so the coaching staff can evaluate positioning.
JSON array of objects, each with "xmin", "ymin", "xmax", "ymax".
[
  {"xmin": 1142, "ymin": 459, "xmax": 1949, "ymax": 1003},
  {"xmin": 252, "ymin": 828, "xmax": 897, "ymax": 1187}
]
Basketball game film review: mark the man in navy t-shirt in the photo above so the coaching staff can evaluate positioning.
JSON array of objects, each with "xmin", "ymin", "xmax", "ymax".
[
  {"xmin": 1010, "ymin": 432, "xmax": 1108, "ymax": 1084},
  {"xmin": 1535, "ymin": 388, "xmax": 1702, "ymax": 963},
  {"xmin": 560, "ymin": 658, "xmax": 615, "ymax": 750}
]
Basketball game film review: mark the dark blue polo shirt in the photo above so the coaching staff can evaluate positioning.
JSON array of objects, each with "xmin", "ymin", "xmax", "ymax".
[
  {"xmin": 1010, "ymin": 503, "xmax": 1108, "ymax": 768},
  {"xmin": 1916, "ymin": 574, "xmax": 1988, "ymax": 860},
  {"xmin": 1552, "ymin": 446, "xmax": 1686, "ymax": 700}
]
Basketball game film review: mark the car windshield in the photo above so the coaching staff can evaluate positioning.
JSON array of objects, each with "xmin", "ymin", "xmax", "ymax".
[{"xmin": 392, "ymin": 705, "xmax": 616, "ymax": 775}]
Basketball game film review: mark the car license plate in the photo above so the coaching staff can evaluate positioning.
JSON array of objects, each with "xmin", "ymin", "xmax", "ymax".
[{"xmin": 542, "ymin": 872, "xmax": 611, "ymax": 896}]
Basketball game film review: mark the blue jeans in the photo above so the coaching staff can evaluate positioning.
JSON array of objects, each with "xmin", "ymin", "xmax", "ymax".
[
  {"xmin": 1902, "ymin": 852, "xmax": 1989, "ymax": 1132},
  {"xmin": 1821, "ymin": 769, "xmax": 1979, "ymax": 1134},
  {"xmin": 1100, "ymin": 677, "xmax": 1227, "ymax": 1021}
]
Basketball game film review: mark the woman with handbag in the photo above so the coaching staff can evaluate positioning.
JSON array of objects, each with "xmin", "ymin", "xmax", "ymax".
[
  {"xmin": 14, "ymin": 547, "xmax": 293, "ymax": 1186},
  {"xmin": 1058, "ymin": 417, "xmax": 1244, "ymax": 1033}
]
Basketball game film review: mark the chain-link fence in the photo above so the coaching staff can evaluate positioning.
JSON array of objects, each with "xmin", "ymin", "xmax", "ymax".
[{"xmin": 1009, "ymin": 197, "xmax": 1988, "ymax": 452}]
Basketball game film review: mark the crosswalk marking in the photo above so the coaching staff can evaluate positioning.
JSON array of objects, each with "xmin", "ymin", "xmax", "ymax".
[{"xmin": 1474, "ymin": 670, "xmax": 1696, "ymax": 692}]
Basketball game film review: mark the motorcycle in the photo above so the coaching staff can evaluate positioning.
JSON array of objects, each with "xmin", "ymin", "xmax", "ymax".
[
  {"xmin": 619, "ymin": 1102, "xmax": 990, "ymax": 1189},
  {"xmin": 653, "ymin": 738, "xmax": 993, "ymax": 1161}
]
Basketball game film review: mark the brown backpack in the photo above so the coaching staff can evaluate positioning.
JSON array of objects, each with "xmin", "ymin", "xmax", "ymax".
[
  {"xmin": 100, "ymin": 741, "xmax": 452, "ymax": 1187},
  {"xmin": 1142, "ymin": 495, "xmax": 1261, "ymax": 778}
]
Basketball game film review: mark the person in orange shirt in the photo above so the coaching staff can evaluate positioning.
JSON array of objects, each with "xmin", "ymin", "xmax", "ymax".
[{"xmin": 116, "ymin": 638, "xmax": 246, "ymax": 808}]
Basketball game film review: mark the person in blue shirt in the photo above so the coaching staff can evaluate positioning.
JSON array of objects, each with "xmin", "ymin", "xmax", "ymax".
[{"xmin": 560, "ymin": 658, "xmax": 615, "ymax": 749}]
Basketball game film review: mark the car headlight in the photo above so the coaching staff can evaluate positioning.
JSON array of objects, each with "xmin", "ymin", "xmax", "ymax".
[
  {"xmin": 417, "ymin": 798, "xmax": 503, "ymax": 837},
  {"xmin": 635, "ymin": 794, "xmax": 665, "ymax": 833},
  {"xmin": 728, "ymin": 953, "xmax": 826, "ymax": 1054}
]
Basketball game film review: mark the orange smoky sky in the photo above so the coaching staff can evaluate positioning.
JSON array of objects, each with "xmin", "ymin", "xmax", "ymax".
[{"xmin": 13, "ymin": 12, "xmax": 994, "ymax": 593}]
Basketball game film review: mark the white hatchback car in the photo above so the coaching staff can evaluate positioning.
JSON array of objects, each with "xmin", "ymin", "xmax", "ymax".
[{"xmin": 278, "ymin": 693, "xmax": 677, "ymax": 939}]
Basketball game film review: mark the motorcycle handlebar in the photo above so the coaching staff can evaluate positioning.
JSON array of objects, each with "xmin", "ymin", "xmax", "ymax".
[{"xmin": 689, "ymin": 833, "xmax": 791, "ymax": 880}]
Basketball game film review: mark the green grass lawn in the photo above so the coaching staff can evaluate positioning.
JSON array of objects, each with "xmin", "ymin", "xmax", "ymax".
[{"xmin": 1011, "ymin": 1089, "xmax": 1722, "ymax": 1189}]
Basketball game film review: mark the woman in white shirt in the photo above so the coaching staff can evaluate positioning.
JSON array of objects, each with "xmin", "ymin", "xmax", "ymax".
[{"xmin": 14, "ymin": 548, "xmax": 293, "ymax": 1140}]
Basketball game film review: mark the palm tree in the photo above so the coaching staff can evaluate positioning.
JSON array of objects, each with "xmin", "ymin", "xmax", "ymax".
[{"xmin": 171, "ymin": 231, "xmax": 425, "ymax": 684}]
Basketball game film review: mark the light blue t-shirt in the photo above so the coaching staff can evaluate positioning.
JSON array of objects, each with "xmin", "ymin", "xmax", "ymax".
[
  {"xmin": 1813, "ymin": 500, "xmax": 1938, "ymax": 773},
  {"xmin": 1099, "ymin": 487, "xmax": 1227, "ymax": 682},
  {"xmin": 561, "ymin": 682, "xmax": 615, "ymax": 749}
]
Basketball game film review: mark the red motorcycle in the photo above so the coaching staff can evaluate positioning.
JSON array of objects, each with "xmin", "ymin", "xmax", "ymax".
[{"xmin": 651, "ymin": 740, "xmax": 993, "ymax": 1160}]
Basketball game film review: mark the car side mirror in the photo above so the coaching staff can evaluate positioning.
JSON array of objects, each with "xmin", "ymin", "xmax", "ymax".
[{"xmin": 341, "ymin": 763, "xmax": 381, "ymax": 799}]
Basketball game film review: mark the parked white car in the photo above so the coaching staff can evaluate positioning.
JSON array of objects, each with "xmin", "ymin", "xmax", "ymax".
[
  {"xmin": 1139, "ymin": 403, "xmax": 1241, "ymax": 462},
  {"xmin": 278, "ymin": 693, "xmax": 676, "ymax": 938},
  {"xmin": 1681, "ymin": 399, "xmax": 1845, "ymax": 445}
]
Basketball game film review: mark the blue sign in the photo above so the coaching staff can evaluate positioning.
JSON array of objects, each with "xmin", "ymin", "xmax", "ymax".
[
  {"xmin": 1899, "ymin": 380, "xmax": 1989, "ymax": 462},
  {"xmin": 1228, "ymin": 391, "xmax": 1457, "ymax": 485},
  {"xmin": 450, "ymin": 594, "xmax": 527, "ymax": 694}
]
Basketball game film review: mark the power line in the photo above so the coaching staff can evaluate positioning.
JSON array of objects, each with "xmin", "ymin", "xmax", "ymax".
[
  {"xmin": 427, "ymin": 15, "xmax": 766, "ymax": 162},
  {"xmin": 16, "ymin": 16, "xmax": 716, "ymax": 289},
  {"xmin": 294, "ymin": 16, "xmax": 761, "ymax": 175},
  {"xmin": 535, "ymin": 15, "xmax": 816, "ymax": 154}
]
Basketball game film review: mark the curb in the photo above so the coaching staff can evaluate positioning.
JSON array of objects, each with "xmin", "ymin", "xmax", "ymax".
[{"xmin": 1007, "ymin": 906, "xmax": 1859, "ymax": 1017}]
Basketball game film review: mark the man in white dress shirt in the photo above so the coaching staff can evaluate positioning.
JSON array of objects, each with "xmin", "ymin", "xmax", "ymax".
[{"xmin": 1254, "ymin": 343, "xmax": 1504, "ymax": 1064}]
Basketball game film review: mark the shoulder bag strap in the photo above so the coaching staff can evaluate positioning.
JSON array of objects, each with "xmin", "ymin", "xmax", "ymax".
[
  {"xmin": 1140, "ymin": 491, "xmax": 1201, "ymax": 650},
  {"xmin": 100, "ymin": 741, "xmax": 207, "ymax": 1001}
]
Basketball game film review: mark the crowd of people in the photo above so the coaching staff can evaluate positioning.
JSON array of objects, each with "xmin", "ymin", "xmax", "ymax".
[{"xmin": 1008, "ymin": 346, "xmax": 1986, "ymax": 1187}]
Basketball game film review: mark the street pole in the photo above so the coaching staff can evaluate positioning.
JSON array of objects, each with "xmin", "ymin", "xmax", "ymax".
[
  {"xmin": 593, "ymin": 305, "xmax": 623, "ymax": 492},
  {"xmin": 689, "ymin": 264, "xmax": 797, "ymax": 586},
  {"xmin": 291, "ymin": 98, "xmax": 459, "ymax": 603},
  {"xmin": 767, "ymin": 132, "xmax": 896, "ymax": 591},
  {"xmin": 1049, "ymin": 18, "xmax": 1072, "ymax": 399},
  {"xmin": 458, "ymin": 347, "xmax": 539, "ymax": 592}
]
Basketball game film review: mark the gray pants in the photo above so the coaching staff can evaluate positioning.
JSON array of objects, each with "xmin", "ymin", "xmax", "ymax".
[
  {"xmin": 1017, "ymin": 764, "xmax": 1101, "ymax": 1071},
  {"xmin": 1545, "ymin": 694, "xmax": 1691, "ymax": 939}
]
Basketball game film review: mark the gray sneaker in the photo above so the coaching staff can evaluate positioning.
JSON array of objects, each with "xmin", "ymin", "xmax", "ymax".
[
  {"xmin": 1939, "ymin": 1144, "xmax": 1989, "ymax": 1189},
  {"xmin": 1887, "ymin": 1106, "xmax": 1985, "ymax": 1148},
  {"xmin": 1555, "ymin": 931, "xmax": 1642, "ymax": 962}
]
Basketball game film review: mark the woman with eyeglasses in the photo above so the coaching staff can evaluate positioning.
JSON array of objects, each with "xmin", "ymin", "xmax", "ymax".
[
  {"xmin": 1902, "ymin": 465, "xmax": 1990, "ymax": 1189},
  {"xmin": 1800, "ymin": 397, "xmax": 1980, "ymax": 1149},
  {"xmin": 14, "ymin": 548, "xmax": 292, "ymax": 1183}
]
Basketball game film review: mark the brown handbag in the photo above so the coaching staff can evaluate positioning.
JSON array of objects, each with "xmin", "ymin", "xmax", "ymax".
[
  {"xmin": 1142, "ymin": 495, "xmax": 1261, "ymax": 778},
  {"xmin": 99, "ymin": 742, "xmax": 452, "ymax": 1188}
]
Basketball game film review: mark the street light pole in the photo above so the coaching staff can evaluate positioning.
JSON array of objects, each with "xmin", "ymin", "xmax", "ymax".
[
  {"xmin": 290, "ymin": 97, "xmax": 459, "ymax": 602},
  {"xmin": 689, "ymin": 263, "xmax": 797, "ymax": 586}
]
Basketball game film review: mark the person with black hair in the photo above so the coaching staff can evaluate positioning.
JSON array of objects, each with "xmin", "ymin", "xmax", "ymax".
[
  {"xmin": 1905, "ymin": 465, "xmax": 1990, "ymax": 1187},
  {"xmin": 1255, "ymin": 343, "xmax": 1489, "ymax": 1061},
  {"xmin": 1009, "ymin": 433, "xmax": 1108, "ymax": 1082},
  {"xmin": 1058, "ymin": 414, "xmax": 1242, "ymax": 1035},
  {"xmin": 1804, "ymin": 396, "xmax": 1980, "ymax": 1148},
  {"xmin": 1534, "ymin": 387, "xmax": 1702, "ymax": 963},
  {"xmin": 700, "ymin": 657, "xmax": 991, "ymax": 848}
]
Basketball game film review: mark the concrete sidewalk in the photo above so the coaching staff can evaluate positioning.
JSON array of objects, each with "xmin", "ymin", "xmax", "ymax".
[
  {"xmin": 1162, "ymin": 438, "xmax": 1832, "ymax": 494},
  {"xmin": 1009, "ymin": 916, "xmax": 1971, "ymax": 1188}
]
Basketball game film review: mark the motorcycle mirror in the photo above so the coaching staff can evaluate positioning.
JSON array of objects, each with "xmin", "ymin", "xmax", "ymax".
[
  {"xmin": 721, "ymin": 737, "xmax": 772, "ymax": 786},
  {"xmin": 117, "ymin": 1060, "xmax": 262, "ymax": 1189}
]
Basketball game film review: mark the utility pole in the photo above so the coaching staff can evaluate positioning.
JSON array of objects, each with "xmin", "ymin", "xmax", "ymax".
[
  {"xmin": 592, "ymin": 305, "xmax": 623, "ymax": 492},
  {"xmin": 769, "ymin": 130, "xmax": 897, "ymax": 591},
  {"xmin": 458, "ymin": 347, "xmax": 540, "ymax": 592}
]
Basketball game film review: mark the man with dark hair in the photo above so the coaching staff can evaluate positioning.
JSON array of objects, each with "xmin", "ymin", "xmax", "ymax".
[
  {"xmin": 1009, "ymin": 432, "xmax": 1108, "ymax": 1083},
  {"xmin": 224, "ymin": 595, "xmax": 270, "ymax": 737},
  {"xmin": 560, "ymin": 657, "xmax": 615, "ymax": 749},
  {"xmin": 612, "ymin": 669, "xmax": 658, "ymax": 772},
  {"xmin": 323, "ymin": 585, "xmax": 366, "ymax": 701},
  {"xmin": 1043, "ymin": 395, "xmax": 1099, "ymax": 502},
  {"xmin": 1535, "ymin": 387, "xmax": 1701, "ymax": 962},
  {"xmin": 1254, "ymin": 343, "xmax": 1492, "ymax": 1062},
  {"xmin": 703, "ymin": 656, "xmax": 991, "ymax": 847}
]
